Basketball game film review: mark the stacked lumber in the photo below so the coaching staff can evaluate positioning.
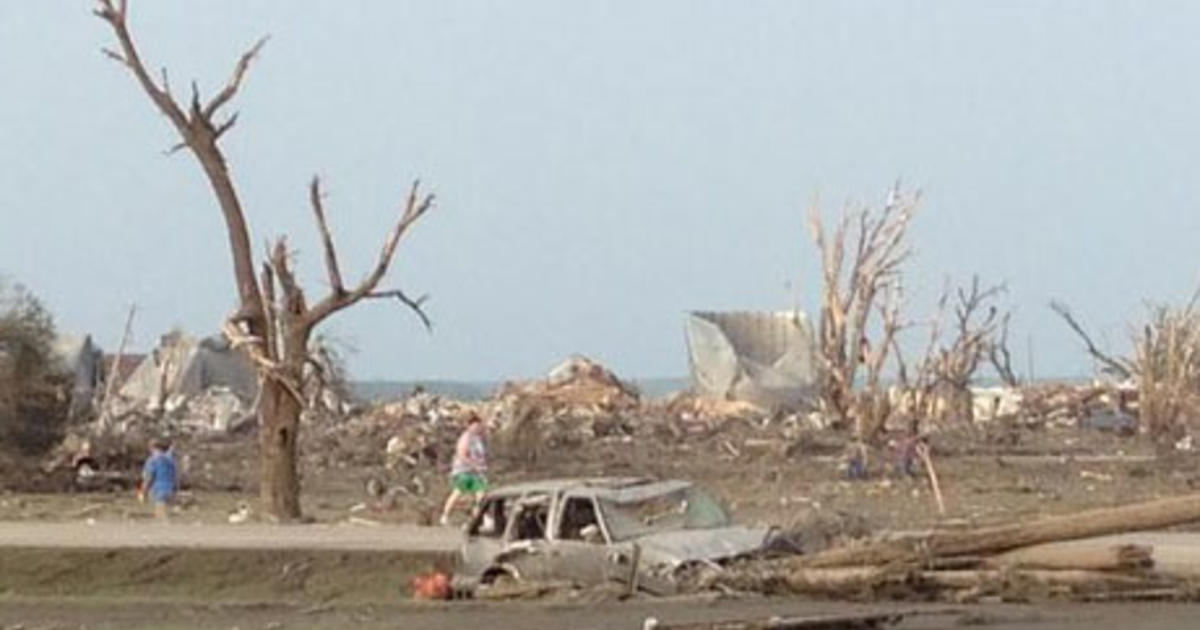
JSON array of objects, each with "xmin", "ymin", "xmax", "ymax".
[{"xmin": 712, "ymin": 493, "xmax": 1200, "ymax": 602}]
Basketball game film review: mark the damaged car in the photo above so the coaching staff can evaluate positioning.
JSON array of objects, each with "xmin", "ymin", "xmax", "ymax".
[{"xmin": 454, "ymin": 477, "xmax": 772, "ymax": 595}]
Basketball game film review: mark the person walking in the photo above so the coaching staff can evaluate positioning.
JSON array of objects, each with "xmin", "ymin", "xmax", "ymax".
[
  {"xmin": 439, "ymin": 413, "xmax": 488, "ymax": 526},
  {"xmin": 139, "ymin": 438, "xmax": 178, "ymax": 520}
]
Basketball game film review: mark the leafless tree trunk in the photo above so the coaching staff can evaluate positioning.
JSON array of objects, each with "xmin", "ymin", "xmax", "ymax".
[
  {"xmin": 95, "ymin": 1, "xmax": 434, "ymax": 520},
  {"xmin": 930, "ymin": 277, "xmax": 1006, "ymax": 425},
  {"xmin": 807, "ymin": 186, "xmax": 917, "ymax": 440},
  {"xmin": 990, "ymin": 312, "xmax": 1020, "ymax": 388}
]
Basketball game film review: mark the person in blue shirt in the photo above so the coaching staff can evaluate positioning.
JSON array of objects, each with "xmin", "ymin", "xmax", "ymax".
[{"xmin": 139, "ymin": 438, "xmax": 178, "ymax": 520}]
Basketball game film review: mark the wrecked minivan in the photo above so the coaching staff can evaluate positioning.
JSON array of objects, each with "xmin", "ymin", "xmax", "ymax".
[{"xmin": 454, "ymin": 477, "xmax": 770, "ymax": 595}]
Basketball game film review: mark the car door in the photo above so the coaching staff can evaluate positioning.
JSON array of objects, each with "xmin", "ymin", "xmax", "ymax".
[
  {"xmin": 545, "ymin": 493, "xmax": 619, "ymax": 586},
  {"xmin": 460, "ymin": 494, "xmax": 512, "ymax": 579},
  {"xmin": 493, "ymin": 492, "xmax": 555, "ymax": 582}
]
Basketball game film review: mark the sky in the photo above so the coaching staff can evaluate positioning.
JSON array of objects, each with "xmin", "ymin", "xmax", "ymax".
[{"xmin": 2, "ymin": 1, "xmax": 1199, "ymax": 382}]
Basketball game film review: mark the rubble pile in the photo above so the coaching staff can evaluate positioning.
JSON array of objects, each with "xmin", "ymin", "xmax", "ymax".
[
  {"xmin": 486, "ymin": 356, "xmax": 644, "ymax": 450},
  {"xmin": 659, "ymin": 393, "xmax": 765, "ymax": 424},
  {"xmin": 311, "ymin": 391, "xmax": 477, "ymax": 472},
  {"xmin": 497, "ymin": 355, "xmax": 641, "ymax": 412},
  {"xmin": 1019, "ymin": 382, "xmax": 1138, "ymax": 431}
]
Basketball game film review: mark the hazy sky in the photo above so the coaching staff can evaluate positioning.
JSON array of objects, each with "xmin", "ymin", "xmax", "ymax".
[{"xmin": 2, "ymin": 2, "xmax": 1198, "ymax": 381}]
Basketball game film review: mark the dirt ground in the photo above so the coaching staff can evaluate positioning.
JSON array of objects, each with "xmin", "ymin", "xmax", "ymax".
[
  {"xmin": 5, "ymin": 423, "xmax": 1197, "ymax": 534},
  {"xmin": 5, "ymin": 421, "xmax": 1200, "ymax": 628},
  {"xmin": 2, "ymin": 596, "xmax": 1200, "ymax": 630}
]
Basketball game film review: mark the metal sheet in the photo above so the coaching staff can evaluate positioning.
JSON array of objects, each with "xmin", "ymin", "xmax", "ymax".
[{"xmin": 685, "ymin": 310, "xmax": 819, "ymax": 408}]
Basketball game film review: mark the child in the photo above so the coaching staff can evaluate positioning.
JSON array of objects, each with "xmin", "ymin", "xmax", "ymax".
[
  {"xmin": 139, "ymin": 438, "xmax": 178, "ymax": 520},
  {"xmin": 439, "ymin": 414, "xmax": 488, "ymax": 526}
]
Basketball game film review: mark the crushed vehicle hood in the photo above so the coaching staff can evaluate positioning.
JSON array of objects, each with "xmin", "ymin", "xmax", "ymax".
[{"xmin": 636, "ymin": 525, "xmax": 769, "ymax": 566}]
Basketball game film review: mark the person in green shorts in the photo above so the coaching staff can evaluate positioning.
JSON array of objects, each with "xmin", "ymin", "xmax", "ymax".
[{"xmin": 439, "ymin": 413, "xmax": 488, "ymax": 526}]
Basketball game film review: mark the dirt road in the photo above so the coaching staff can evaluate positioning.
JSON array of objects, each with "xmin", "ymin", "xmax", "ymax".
[{"xmin": 0, "ymin": 520, "xmax": 461, "ymax": 551}]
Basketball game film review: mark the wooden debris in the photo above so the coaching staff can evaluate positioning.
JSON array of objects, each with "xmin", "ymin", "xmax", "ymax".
[
  {"xmin": 699, "ymin": 493, "xmax": 1200, "ymax": 603},
  {"xmin": 795, "ymin": 492, "xmax": 1200, "ymax": 569},
  {"xmin": 915, "ymin": 442, "xmax": 945, "ymax": 516},
  {"xmin": 988, "ymin": 543, "xmax": 1153, "ymax": 572}
]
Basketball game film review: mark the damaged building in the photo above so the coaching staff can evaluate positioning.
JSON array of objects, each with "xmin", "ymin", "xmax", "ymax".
[
  {"xmin": 684, "ymin": 310, "xmax": 820, "ymax": 409},
  {"xmin": 111, "ymin": 331, "xmax": 258, "ymax": 433}
]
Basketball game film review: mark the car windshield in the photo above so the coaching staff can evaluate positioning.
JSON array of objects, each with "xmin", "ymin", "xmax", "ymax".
[{"xmin": 597, "ymin": 485, "xmax": 730, "ymax": 541}]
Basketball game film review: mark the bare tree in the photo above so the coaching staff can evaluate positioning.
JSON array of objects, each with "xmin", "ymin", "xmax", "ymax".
[
  {"xmin": 989, "ymin": 312, "xmax": 1020, "ymax": 388},
  {"xmin": 927, "ymin": 276, "xmax": 1006, "ymax": 425},
  {"xmin": 95, "ymin": 1, "xmax": 434, "ymax": 520},
  {"xmin": 807, "ymin": 186, "xmax": 918, "ymax": 440},
  {"xmin": 1132, "ymin": 298, "xmax": 1200, "ymax": 440},
  {"xmin": 1054, "ymin": 293, "xmax": 1200, "ymax": 440}
]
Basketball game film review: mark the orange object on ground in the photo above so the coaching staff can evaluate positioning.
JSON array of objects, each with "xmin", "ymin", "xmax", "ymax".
[{"xmin": 411, "ymin": 571, "xmax": 451, "ymax": 600}]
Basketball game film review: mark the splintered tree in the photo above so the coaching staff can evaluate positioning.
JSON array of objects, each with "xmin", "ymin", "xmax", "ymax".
[
  {"xmin": 807, "ymin": 186, "xmax": 918, "ymax": 440},
  {"xmin": 95, "ymin": 1, "xmax": 434, "ymax": 520},
  {"xmin": 1052, "ymin": 295, "xmax": 1200, "ymax": 441},
  {"xmin": 929, "ymin": 276, "xmax": 1007, "ymax": 425}
]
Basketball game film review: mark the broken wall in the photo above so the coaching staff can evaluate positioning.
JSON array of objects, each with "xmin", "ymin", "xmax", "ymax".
[{"xmin": 685, "ymin": 311, "xmax": 819, "ymax": 409}]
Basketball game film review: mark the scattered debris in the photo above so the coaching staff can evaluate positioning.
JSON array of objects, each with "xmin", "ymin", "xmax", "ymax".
[
  {"xmin": 227, "ymin": 502, "xmax": 252, "ymax": 524},
  {"xmin": 704, "ymin": 492, "xmax": 1200, "ymax": 602}
]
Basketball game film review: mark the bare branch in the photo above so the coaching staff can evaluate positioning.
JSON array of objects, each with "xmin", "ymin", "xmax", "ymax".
[
  {"xmin": 1050, "ymin": 300, "xmax": 1134, "ymax": 379},
  {"xmin": 101, "ymin": 47, "xmax": 128, "ymax": 65},
  {"xmin": 204, "ymin": 36, "xmax": 269, "ymax": 119},
  {"xmin": 303, "ymin": 180, "xmax": 435, "ymax": 328},
  {"xmin": 366, "ymin": 289, "xmax": 434, "ymax": 332},
  {"xmin": 213, "ymin": 112, "xmax": 239, "ymax": 140},
  {"xmin": 308, "ymin": 177, "xmax": 345, "ymax": 296},
  {"xmin": 269, "ymin": 238, "xmax": 306, "ymax": 318},
  {"xmin": 990, "ymin": 312, "xmax": 1020, "ymax": 387},
  {"xmin": 94, "ymin": 0, "xmax": 189, "ymax": 132},
  {"xmin": 189, "ymin": 80, "xmax": 202, "ymax": 119}
]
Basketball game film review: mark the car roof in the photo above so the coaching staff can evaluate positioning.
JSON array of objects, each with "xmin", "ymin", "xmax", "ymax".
[{"xmin": 485, "ymin": 477, "xmax": 693, "ymax": 502}]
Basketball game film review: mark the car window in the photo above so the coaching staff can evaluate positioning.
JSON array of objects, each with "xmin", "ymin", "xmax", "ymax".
[
  {"xmin": 468, "ymin": 496, "xmax": 511, "ymax": 538},
  {"xmin": 599, "ymin": 486, "xmax": 730, "ymax": 542},
  {"xmin": 558, "ymin": 497, "xmax": 604, "ymax": 543},
  {"xmin": 511, "ymin": 494, "xmax": 550, "ymax": 541}
]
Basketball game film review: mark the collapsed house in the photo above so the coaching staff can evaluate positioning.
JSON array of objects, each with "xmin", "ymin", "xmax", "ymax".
[
  {"xmin": 111, "ymin": 330, "xmax": 258, "ymax": 433},
  {"xmin": 684, "ymin": 311, "xmax": 820, "ymax": 409}
]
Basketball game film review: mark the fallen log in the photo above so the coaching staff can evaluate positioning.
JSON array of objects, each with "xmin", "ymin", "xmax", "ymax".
[
  {"xmin": 920, "ymin": 569, "xmax": 1156, "ymax": 592},
  {"xmin": 785, "ymin": 567, "xmax": 889, "ymax": 595},
  {"xmin": 988, "ymin": 543, "xmax": 1153, "ymax": 572},
  {"xmin": 796, "ymin": 492, "xmax": 1200, "ymax": 568},
  {"xmin": 770, "ymin": 567, "xmax": 1173, "ymax": 600}
]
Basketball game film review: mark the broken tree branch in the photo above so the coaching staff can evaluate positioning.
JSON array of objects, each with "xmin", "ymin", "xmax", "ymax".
[
  {"xmin": 309, "ymin": 177, "xmax": 345, "ymax": 296},
  {"xmin": 203, "ymin": 36, "xmax": 269, "ymax": 119},
  {"xmin": 915, "ymin": 442, "xmax": 945, "ymax": 517},
  {"xmin": 302, "ymin": 180, "xmax": 435, "ymax": 328},
  {"xmin": 366, "ymin": 289, "xmax": 433, "ymax": 332},
  {"xmin": 1050, "ymin": 300, "xmax": 1134, "ymax": 379}
]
